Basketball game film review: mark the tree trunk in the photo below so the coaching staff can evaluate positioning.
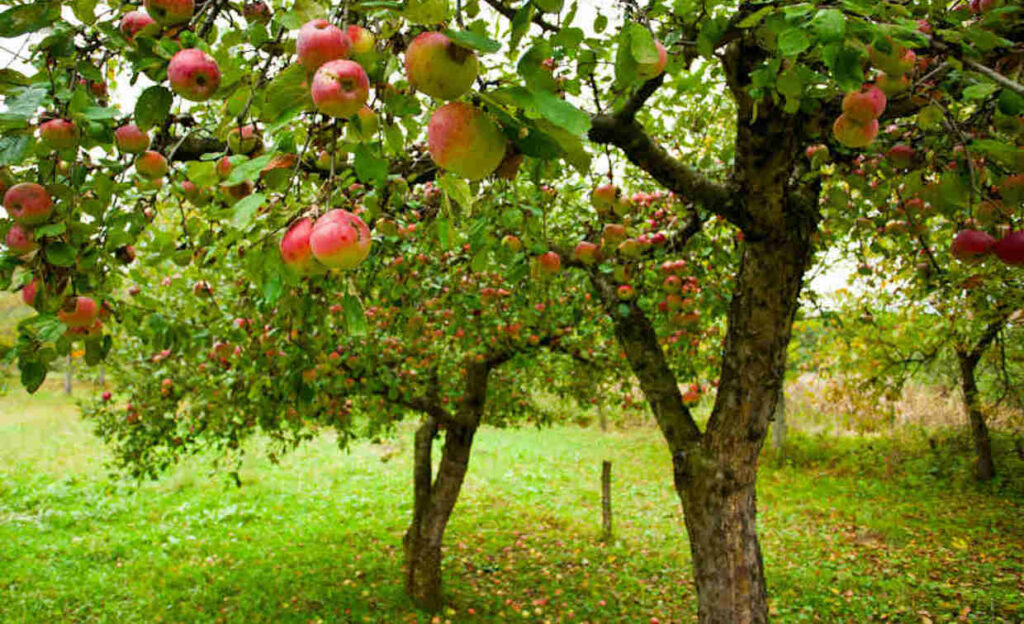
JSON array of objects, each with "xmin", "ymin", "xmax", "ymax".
[
  {"xmin": 957, "ymin": 350, "xmax": 996, "ymax": 481},
  {"xmin": 403, "ymin": 418, "xmax": 478, "ymax": 610}
]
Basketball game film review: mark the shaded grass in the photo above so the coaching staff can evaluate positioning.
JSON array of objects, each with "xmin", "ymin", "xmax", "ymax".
[{"xmin": 1, "ymin": 387, "xmax": 1022, "ymax": 623}]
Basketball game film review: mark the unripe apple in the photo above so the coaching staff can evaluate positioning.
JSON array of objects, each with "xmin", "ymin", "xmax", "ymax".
[
  {"xmin": 39, "ymin": 119, "xmax": 79, "ymax": 150},
  {"xmin": 951, "ymin": 229, "xmax": 995, "ymax": 261},
  {"xmin": 534, "ymin": 251, "xmax": 561, "ymax": 276},
  {"xmin": 180, "ymin": 180, "xmax": 211, "ymax": 206},
  {"xmin": 993, "ymin": 231, "xmax": 1024, "ymax": 265},
  {"xmin": 573, "ymin": 241, "xmax": 601, "ymax": 265},
  {"xmin": 21, "ymin": 279, "xmax": 38, "ymax": 306},
  {"xmin": 4, "ymin": 183, "xmax": 53, "ymax": 225},
  {"xmin": 591, "ymin": 184, "xmax": 618, "ymax": 214},
  {"xmin": 868, "ymin": 40, "xmax": 915, "ymax": 76},
  {"xmin": 405, "ymin": 32, "xmax": 478, "ymax": 101},
  {"xmin": 297, "ymin": 20, "xmax": 351, "ymax": 72},
  {"xmin": 501, "ymin": 234, "xmax": 523, "ymax": 252},
  {"xmin": 59, "ymin": 296, "xmax": 99, "ymax": 328},
  {"xmin": 427, "ymin": 102, "xmax": 506, "ymax": 181},
  {"xmin": 227, "ymin": 123, "xmax": 262, "ymax": 154},
  {"xmin": 875, "ymin": 72, "xmax": 911, "ymax": 96},
  {"xmin": 602, "ymin": 223, "xmax": 628, "ymax": 246},
  {"xmin": 636, "ymin": 39, "xmax": 668, "ymax": 81},
  {"xmin": 5, "ymin": 223, "xmax": 37, "ymax": 255},
  {"xmin": 120, "ymin": 11, "xmax": 158, "ymax": 41},
  {"xmin": 309, "ymin": 209, "xmax": 372, "ymax": 269},
  {"xmin": 832, "ymin": 114, "xmax": 878, "ymax": 149},
  {"xmin": 168, "ymin": 48, "xmax": 221, "ymax": 102},
  {"xmin": 144, "ymin": 0, "xmax": 193, "ymax": 25},
  {"xmin": 841, "ymin": 85, "xmax": 887, "ymax": 124},
  {"xmin": 347, "ymin": 25, "xmax": 375, "ymax": 56},
  {"xmin": 114, "ymin": 124, "xmax": 151, "ymax": 154},
  {"xmin": 311, "ymin": 59, "xmax": 369, "ymax": 118},
  {"xmin": 135, "ymin": 150, "xmax": 169, "ymax": 179}
]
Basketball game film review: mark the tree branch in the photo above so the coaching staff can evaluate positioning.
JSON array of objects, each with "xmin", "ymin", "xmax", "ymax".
[{"xmin": 481, "ymin": 0, "xmax": 559, "ymax": 33}]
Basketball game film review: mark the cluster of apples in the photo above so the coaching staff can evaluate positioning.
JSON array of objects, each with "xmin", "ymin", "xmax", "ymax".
[
  {"xmin": 951, "ymin": 175, "xmax": 1024, "ymax": 266},
  {"xmin": 279, "ymin": 209, "xmax": 372, "ymax": 274}
]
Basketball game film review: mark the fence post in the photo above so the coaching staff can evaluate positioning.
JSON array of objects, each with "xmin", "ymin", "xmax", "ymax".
[{"xmin": 601, "ymin": 460, "xmax": 612, "ymax": 540}]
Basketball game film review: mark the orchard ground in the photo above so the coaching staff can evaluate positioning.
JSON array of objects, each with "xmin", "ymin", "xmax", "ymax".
[{"xmin": 1, "ymin": 379, "xmax": 1022, "ymax": 623}]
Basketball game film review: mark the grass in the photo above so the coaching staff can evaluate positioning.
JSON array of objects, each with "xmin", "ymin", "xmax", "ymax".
[{"xmin": 1, "ymin": 381, "xmax": 1022, "ymax": 623}]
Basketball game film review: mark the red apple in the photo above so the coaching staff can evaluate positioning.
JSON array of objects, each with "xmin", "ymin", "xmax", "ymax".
[
  {"xmin": 243, "ymin": 1, "xmax": 271, "ymax": 23},
  {"xmin": 21, "ymin": 279, "xmax": 38, "ymax": 306},
  {"xmin": 886, "ymin": 144, "xmax": 915, "ymax": 169},
  {"xmin": 4, "ymin": 183, "xmax": 53, "ymax": 225},
  {"xmin": 535, "ymin": 251, "xmax": 561, "ymax": 276},
  {"xmin": 573, "ymin": 241, "xmax": 601, "ymax": 265},
  {"xmin": 59, "ymin": 296, "xmax": 99, "ymax": 328},
  {"xmin": 347, "ymin": 24, "xmax": 375, "ymax": 56},
  {"xmin": 216, "ymin": 155, "xmax": 231, "ymax": 179},
  {"xmin": 39, "ymin": 119, "xmax": 79, "ymax": 150},
  {"xmin": 591, "ymin": 184, "xmax": 618, "ymax": 214},
  {"xmin": 501, "ymin": 234, "xmax": 523, "ymax": 252},
  {"xmin": 617, "ymin": 284, "xmax": 636, "ymax": 300},
  {"xmin": 114, "ymin": 124, "xmax": 151, "ymax": 154},
  {"xmin": 180, "ymin": 180, "xmax": 211, "ymax": 205},
  {"xmin": 951, "ymin": 229, "xmax": 995, "ymax": 261},
  {"xmin": 144, "ymin": 0, "xmax": 193, "ymax": 25},
  {"xmin": 427, "ymin": 102, "xmax": 506, "ymax": 181},
  {"xmin": 993, "ymin": 231, "xmax": 1024, "ymax": 265},
  {"xmin": 309, "ymin": 209, "xmax": 372, "ymax": 269},
  {"xmin": 119, "ymin": 11, "xmax": 158, "ymax": 41},
  {"xmin": 135, "ymin": 151, "xmax": 168, "ymax": 179},
  {"xmin": 5, "ymin": 223, "xmax": 37, "ymax": 254},
  {"xmin": 405, "ymin": 32, "xmax": 478, "ymax": 101},
  {"xmin": 227, "ymin": 123, "xmax": 262, "ymax": 154},
  {"xmin": 168, "ymin": 48, "xmax": 221, "ymax": 102},
  {"xmin": 297, "ymin": 19, "xmax": 351, "ymax": 72},
  {"xmin": 842, "ymin": 85, "xmax": 887, "ymax": 123},
  {"xmin": 311, "ymin": 59, "xmax": 369, "ymax": 118},
  {"xmin": 280, "ymin": 217, "xmax": 320, "ymax": 273}
]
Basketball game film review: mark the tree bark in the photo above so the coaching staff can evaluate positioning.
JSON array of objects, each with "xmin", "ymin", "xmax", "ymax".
[
  {"xmin": 601, "ymin": 460, "xmax": 612, "ymax": 539},
  {"xmin": 403, "ymin": 418, "xmax": 478, "ymax": 610},
  {"xmin": 957, "ymin": 350, "xmax": 996, "ymax": 481}
]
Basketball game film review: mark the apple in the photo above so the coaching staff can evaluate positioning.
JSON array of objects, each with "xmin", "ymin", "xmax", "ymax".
[
  {"xmin": 21, "ymin": 279, "xmax": 38, "ymax": 306},
  {"xmin": 636, "ymin": 39, "xmax": 668, "ymax": 81},
  {"xmin": 591, "ymin": 184, "xmax": 618, "ymax": 214},
  {"xmin": 39, "ymin": 119, "xmax": 79, "ymax": 150},
  {"xmin": 868, "ymin": 40, "xmax": 915, "ymax": 76},
  {"xmin": 144, "ymin": 0, "xmax": 193, "ymax": 25},
  {"xmin": 886, "ymin": 144, "xmax": 915, "ymax": 169},
  {"xmin": 951, "ymin": 229, "xmax": 995, "ymax": 261},
  {"xmin": 227, "ymin": 123, "xmax": 262, "ymax": 154},
  {"xmin": 405, "ymin": 32, "xmax": 478, "ymax": 101},
  {"xmin": 875, "ymin": 72, "xmax": 911, "ymax": 96},
  {"xmin": 4, "ymin": 183, "xmax": 53, "ymax": 225},
  {"xmin": 347, "ymin": 25, "xmax": 375, "ymax": 56},
  {"xmin": 59, "ymin": 296, "xmax": 99, "ymax": 328},
  {"xmin": 135, "ymin": 150, "xmax": 169, "ymax": 179},
  {"xmin": 617, "ymin": 284, "xmax": 636, "ymax": 300},
  {"xmin": 5, "ymin": 223, "xmax": 37, "ymax": 255},
  {"xmin": 601, "ymin": 223, "xmax": 628, "ymax": 246},
  {"xmin": 993, "ymin": 231, "xmax": 1024, "ymax": 265},
  {"xmin": 311, "ymin": 59, "xmax": 369, "ymax": 118},
  {"xmin": 216, "ymin": 155, "xmax": 232, "ymax": 179},
  {"xmin": 427, "ymin": 102, "xmax": 505, "ymax": 181},
  {"xmin": 501, "ymin": 234, "xmax": 524, "ymax": 252},
  {"xmin": 243, "ymin": 1, "xmax": 271, "ymax": 23},
  {"xmin": 309, "ymin": 209, "xmax": 372, "ymax": 269},
  {"xmin": 832, "ymin": 115, "xmax": 878, "ymax": 148},
  {"xmin": 573, "ymin": 241, "xmax": 601, "ymax": 265},
  {"xmin": 120, "ymin": 11, "xmax": 158, "ymax": 41},
  {"xmin": 1001, "ymin": 174, "xmax": 1024, "ymax": 205},
  {"xmin": 114, "ymin": 124, "xmax": 151, "ymax": 154},
  {"xmin": 116, "ymin": 245, "xmax": 136, "ymax": 264},
  {"xmin": 535, "ymin": 251, "xmax": 561, "ymax": 276},
  {"xmin": 297, "ymin": 19, "xmax": 351, "ymax": 72},
  {"xmin": 222, "ymin": 180, "xmax": 254, "ymax": 204},
  {"xmin": 280, "ymin": 217, "xmax": 321, "ymax": 273},
  {"xmin": 181, "ymin": 180, "xmax": 211, "ymax": 205},
  {"xmin": 168, "ymin": 48, "xmax": 221, "ymax": 102},
  {"xmin": 841, "ymin": 85, "xmax": 886, "ymax": 123}
]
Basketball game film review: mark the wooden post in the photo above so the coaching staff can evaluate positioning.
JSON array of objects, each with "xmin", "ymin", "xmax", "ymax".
[
  {"xmin": 64, "ymin": 355, "xmax": 73, "ymax": 396},
  {"xmin": 601, "ymin": 460, "xmax": 612, "ymax": 540},
  {"xmin": 598, "ymin": 405, "xmax": 607, "ymax": 432}
]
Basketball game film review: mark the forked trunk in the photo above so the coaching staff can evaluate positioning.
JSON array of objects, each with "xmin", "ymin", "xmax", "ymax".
[
  {"xmin": 957, "ymin": 351, "xmax": 996, "ymax": 481},
  {"xmin": 403, "ymin": 418, "xmax": 478, "ymax": 610}
]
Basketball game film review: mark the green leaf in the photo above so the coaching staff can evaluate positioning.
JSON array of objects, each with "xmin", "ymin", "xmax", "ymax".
[
  {"xmin": 231, "ymin": 192, "xmax": 265, "ymax": 230},
  {"xmin": 342, "ymin": 294, "xmax": 368, "ymax": 335},
  {"xmin": 261, "ymin": 64, "xmax": 311, "ymax": 122},
  {"xmin": 0, "ymin": 135, "xmax": 31, "ymax": 165},
  {"xmin": 439, "ymin": 173, "xmax": 473, "ymax": 211},
  {"xmin": 82, "ymin": 106, "xmax": 119, "ymax": 120},
  {"xmin": 777, "ymin": 28, "xmax": 812, "ymax": 56},
  {"xmin": 72, "ymin": 0, "xmax": 97, "ymax": 23},
  {"xmin": 444, "ymin": 29, "xmax": 501, "ymax": 53},
  {"xmin": 810, "ymin": 9, "xmax": 845, "ymax": 43},
  {"xmin": 19, "ymin": 358, "xmax": 46, "ymax": 393},
  {"xmin": 134, "ymin": 86, "xmax": 173, "ymax": 131},
  {"xmin": 628, "ymin": 23, "xmax": 658, "ymax": 65},
  {"xmin": 593, "ymin": 14, "xmax": 607, "ymax": 33},
  {"xmin": 404, "ymin": 0, "xmax": 449, "ymax": 24},
  {"xmin": 518, "ymin": 42, "xmax": 558, "ymax": 92},
  {"xmin": 533, "ymin": 0, "xmax": 562, "ymax": 13},
  {"xmin": 823, "ymin": 44, "xmax": 864, "ymax": 93},
  {"xmin": 962, "ymin": 83, "xmax": 998, "ymax": 101},
  {"xmin": 353, "ymin": 144, "xmax": 388, "ymax": 187},
  {"xmin": 185, "ymin": 161, "xmax": 219, "ymax": 187},
  {"xmin": 44, "ymin": 242, "xmax": 77, "ymax": 267},
  {"xmin": 737, "ymin": 6, "xmax": 774, "ymax": 28},
  {"xmin": 290, "ymin": 0, "xmax": 326, "ymax": 23},
  {"xmin": 532, "ymin": 89, "xmax": 590, "ymax": 136},
  {"xmin": 0, "ymin": 3, "xmax": 60, "ymax": 37},
  {"xmin": 224, "ymin": 154, "xmax": 273, "ymax": 185},
  {"xmin": 34, "ymin": 222, "xmax": 66, "ymax": 237},
  {"xmin": 510, "ymin": 1, "xmax": 534, "ymax": 50}
]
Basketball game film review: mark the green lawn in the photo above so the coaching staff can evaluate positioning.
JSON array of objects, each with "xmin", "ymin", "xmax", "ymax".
[{"xmin": 1, "ymin": 382, "xmax": 1022, "ymax": 623}]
